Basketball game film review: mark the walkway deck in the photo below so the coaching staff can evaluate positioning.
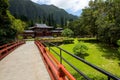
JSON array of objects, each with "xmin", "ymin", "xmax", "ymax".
[{"xmin": 0, "ymin": 41, "xmax": 50, "ymax": 80}]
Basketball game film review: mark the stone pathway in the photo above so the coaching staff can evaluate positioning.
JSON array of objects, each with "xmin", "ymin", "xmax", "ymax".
[{"xmin": 0, "ymin": 41, "xmax": 50, "ymax": 80}]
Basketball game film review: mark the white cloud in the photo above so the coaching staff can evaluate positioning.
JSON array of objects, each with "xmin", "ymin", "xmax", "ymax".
[
  {"xmin": 50, "ymin": 0, "xmax": 90, "ymax": 12},
  {"xmin": 31, "ymin": 0, "xmax": 91, "ymax": 15}
]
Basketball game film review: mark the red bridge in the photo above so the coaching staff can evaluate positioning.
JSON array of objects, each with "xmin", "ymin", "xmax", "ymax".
[
  {"xmin": 0, "ymin": 41, "xmax": 75, "ymax": 80},
  {"xmin": 0, "ymin": 41, "xmax": 120, "ymax": 80}
]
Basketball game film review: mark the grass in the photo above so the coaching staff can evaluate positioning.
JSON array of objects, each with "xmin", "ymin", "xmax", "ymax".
[{"xmin": 50, "ymin": 41, "xmax": 120, "ymax": 80}]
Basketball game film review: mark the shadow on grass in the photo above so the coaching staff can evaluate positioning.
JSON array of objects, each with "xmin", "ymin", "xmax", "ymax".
[
  {"xmin": 92, "ymin": 43, "xmax": 120, "ymax": 66},
  {"xmin": 73, "ymin": 73, "xmax": 86, "ymax": 80},
  {"xmin": 118, "ymin": 62, "xmax": 120, "ymax": 66},
  {"xmin": 96, "ymin": 43, "xmax": 120, "ymax": 60},
  {"xmin": 76, "ymin": 53, "xmax": 89, "ymax": 59},
  {"xmin": 84, "ymin": 41, "xmax": 120, "ymax": 66},
  {"xmin": 73, "ymin": 72, "xmax": 107, "ymax": 80}
]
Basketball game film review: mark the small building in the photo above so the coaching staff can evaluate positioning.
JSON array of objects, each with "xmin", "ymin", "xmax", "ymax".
[
  {"xmin": 23, "ymin": 30, "xmax": 34, "ymax": 39},
  {"xmin": 23, "ymin": 23, "xmax": 63, "ymax": 38},
  {"xmin": 51, "ymin": 27, "xmax": 63, "ymax": 37}
]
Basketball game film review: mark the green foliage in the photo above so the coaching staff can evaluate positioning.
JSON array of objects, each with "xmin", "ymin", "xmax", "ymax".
[
  {"xmin": 73, "ymin": 42, "xmax": 88, "ymax": 58},
  {"xmin": 95, "ymin": 0, "xmax": 120, "ymax": 44},
  {"xmin": 68, "ymin": 19, "xmax": 90, "ymax": 37},
  {"xmin": 35, "ymin": 37, "xmax": 40, "ymax": 40},
  {"xmin": 117, "ymin": 40, "xmax": 120, "ymax": 53},
  {"xmin": 0, "ymin": 0, "xmax": 16, "ymax": 45},
  {"xmin": 118, "ymin": 48, "xmax": 120, "ymax": 53},
  {"xmin": 68, "ymin": 0, "xmax": 120, "ymax": 45},
  {"xmin": 117, "ymin": 40, "xmax": 120, "ymax": 46},
  {"xmin": 17, "ymin": 35, "xmax": 23, "ymax": 40},
  {"xmin": 73, "ymin": 38, "xmax": 79, "ymax": 44},
  {"xmin": 0, "ymin": 0, "xmax": 25, "ymax": 45},
  {"xmin": 7, "ymin": 8, "xmax": 26, "ymax": 39},
  {"xmin": 11, "ymin": 19, "xmax": 26, "ymax": 33},
  {"xmin": 62, "ymin": 28, "xmax": 74, "ymax": 37}
]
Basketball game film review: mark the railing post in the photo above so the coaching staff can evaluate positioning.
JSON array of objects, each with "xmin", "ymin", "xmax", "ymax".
[
  {"xmin": 48, "ymin": 43, "xmax": 50, "ymax": 51},
  {"xmin": 5, "ymin": 47, "xmax": 8, "ymax": 54},
  {"xmin": 108, "ymin": 76, "xmax": 110, "ymax": 80},
  {"xmin": 58, "ymin": 65, "xmax": 65, "ymax": 78},
  {"xmin": 60, "ymin": 49, "xmax": 62, "ymax": 64}
]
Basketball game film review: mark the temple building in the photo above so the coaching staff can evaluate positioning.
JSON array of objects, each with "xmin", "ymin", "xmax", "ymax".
[{"xmin": 23, "ymin": 23, "xmax": 63, "ymax": 38}]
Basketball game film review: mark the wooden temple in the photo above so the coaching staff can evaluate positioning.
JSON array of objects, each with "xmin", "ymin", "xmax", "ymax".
[{"xmin": 23, "ymin": 23, "xmax": 63, "ymax": 38}]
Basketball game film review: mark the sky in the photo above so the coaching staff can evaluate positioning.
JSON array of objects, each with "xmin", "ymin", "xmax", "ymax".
[{"xmin": 31, "ymin": 0, "xmax": 91, "ymax": 16}]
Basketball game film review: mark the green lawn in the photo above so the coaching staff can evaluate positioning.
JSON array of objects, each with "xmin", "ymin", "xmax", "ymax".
[{"xmin": 50, "ymin": 41, "xmax": 120, "ymax": 80}]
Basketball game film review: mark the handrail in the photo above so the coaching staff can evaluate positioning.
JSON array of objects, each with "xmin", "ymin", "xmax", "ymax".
[
  {"xmin": 49, "ymin": 47, "xmax": 91, "ymax": 80},
  {"xmin": 0, "ymin": 41, "xmax": 25, "ymax": 60},
  {"xmin": 44, "ymin": 42, "xmax": 120, "ymax": 80},
  {"xmin": 0, "ymin": 42, "xmax": 16, "ymax": 50},
  {"xmin": 35, "ymin": 41, "xmax": 76, "ymax": 80}
]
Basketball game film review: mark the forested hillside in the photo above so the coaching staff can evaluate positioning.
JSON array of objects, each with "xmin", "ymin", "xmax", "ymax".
[{"xmin": 9, "ymin": 0, "xmax": 77, "ymax": 27}]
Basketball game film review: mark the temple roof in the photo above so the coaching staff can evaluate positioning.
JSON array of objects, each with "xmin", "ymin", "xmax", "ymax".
[
  {"xmin": 34, "ymin": 23, "xmax": 53, "ymax": 29},
  {"xmin": 55, "ymin": 27, "xmax": 63, "ymax": 30},
  {"xmin": 51, "ymin": 30, "xmax": 63, "ymax": 33},
  {"xmin": 24, "ymin": 30, "xmax": 34, "ymax": 33}
]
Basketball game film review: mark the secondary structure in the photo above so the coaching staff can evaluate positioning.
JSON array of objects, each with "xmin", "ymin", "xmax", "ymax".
[{"xmin": 23, "ymin": 23, "xmax": 63, "ymax": 38}]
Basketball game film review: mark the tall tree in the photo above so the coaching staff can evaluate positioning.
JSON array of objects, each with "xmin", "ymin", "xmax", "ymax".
[
  {"xmin": 0, "ymin": 0, "xmax": 16, "ymax": 45},
  {"xmin": 0, "ymin": 0, "xmax": 25, "ymax": 45},
  {"xmin": 60, "ymin": 17, "xmax": 64, "ymax": 27}
]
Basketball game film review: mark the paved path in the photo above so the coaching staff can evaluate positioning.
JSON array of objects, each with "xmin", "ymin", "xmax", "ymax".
[{"xmin": 0, "ymin": 41, "xmax": 51, "ymax": 80}]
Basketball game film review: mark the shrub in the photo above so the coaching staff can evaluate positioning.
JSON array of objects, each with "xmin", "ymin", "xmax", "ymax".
[
  {"xmin": 73, "ymin": 42, "xmax": 88, "ymax": 58},
  {"xmin": 35, "ymin": 37, "xmax": 40, "ymax": 40},
  {"xmin": 62, "ymin": 28, "xmax": 74, "ymax": 37},
  {"xmin": 17, "ymin": 35, "xmax": 23, "ymax": 40},
  {"xmin": 27, "ymin": 36, "xmax": 33, "ymax": 39},
  {"xmin": 73, "ymin": 38, "xmax": 79, "ymax": 44}
]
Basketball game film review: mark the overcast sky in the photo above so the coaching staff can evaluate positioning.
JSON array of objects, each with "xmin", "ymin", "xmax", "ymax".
[{"xmin": 31, "ymin": 0, "xmax": 91, "ymax": 16}]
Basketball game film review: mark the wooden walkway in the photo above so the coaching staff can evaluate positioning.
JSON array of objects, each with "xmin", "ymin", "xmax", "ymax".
[{"xmin": 0, "ymin": 41, "xmax": 50, "ymax": 80}]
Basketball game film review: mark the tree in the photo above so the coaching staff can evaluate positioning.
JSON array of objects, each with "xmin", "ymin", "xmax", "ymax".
[
  {"xmin": 0, "ymin": 0, "xmax": 16, "ymax": 45},
  {"xmin": 47, "ymin": 13, "xmax": 56, "ymax": 27},
  {"xmin": 68, "ymin": 19, "xmax": 90, "ymax": 37},
  {"xmin": 95, "ymin": 0, "xmax": 120, "ymax": 44},
  {"xmin": 68, "ymin": 0, "xmax": 120, "ymax": 45},
  {"xmin": 0, "ymin": 0, "xmax": 25, "ymax": 45},
  {"xmin": 11, "ymin": 19, "xmax": 26, "ymax": 38},
  {"xmin": 62, "ymin": 28, "xmax": 74, "ymax": 37},
  {"xmin": 60, "ymin": 17, "xmax": 64, "ymax": 27}
]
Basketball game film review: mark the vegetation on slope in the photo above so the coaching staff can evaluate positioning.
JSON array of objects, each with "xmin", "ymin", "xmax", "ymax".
[{"xmin": 9, "ymin": 0, "xmax": 78, "ymax": 27}]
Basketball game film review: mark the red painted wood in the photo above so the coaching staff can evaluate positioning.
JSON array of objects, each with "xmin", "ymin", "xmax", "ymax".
[
  {"xmin": 0, "ymin": 41, "xmax": 25, "ymax": 60},
  {"xmin": 35, "ymin": 41, "xmax": 76, "ymax": 80}
]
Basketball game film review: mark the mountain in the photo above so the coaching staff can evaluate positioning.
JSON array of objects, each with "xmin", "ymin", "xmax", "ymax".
[{"xmin": 8, "ymin": 0, "xmax": 78, "ymax": 26}]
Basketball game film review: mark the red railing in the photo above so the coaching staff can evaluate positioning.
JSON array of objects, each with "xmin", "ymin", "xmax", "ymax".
[
  {"xmin": 35, "ymin": 41, "xmax": 75, "ymax": 80},
  {"xmin": 0, "ymin": 41, "xmax": 25, "ymax": 60}
]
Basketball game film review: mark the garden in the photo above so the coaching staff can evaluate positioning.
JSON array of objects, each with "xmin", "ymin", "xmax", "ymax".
[{"xmin": 48, "ymin": 38, "xmax": 120, "ymax": 80}]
